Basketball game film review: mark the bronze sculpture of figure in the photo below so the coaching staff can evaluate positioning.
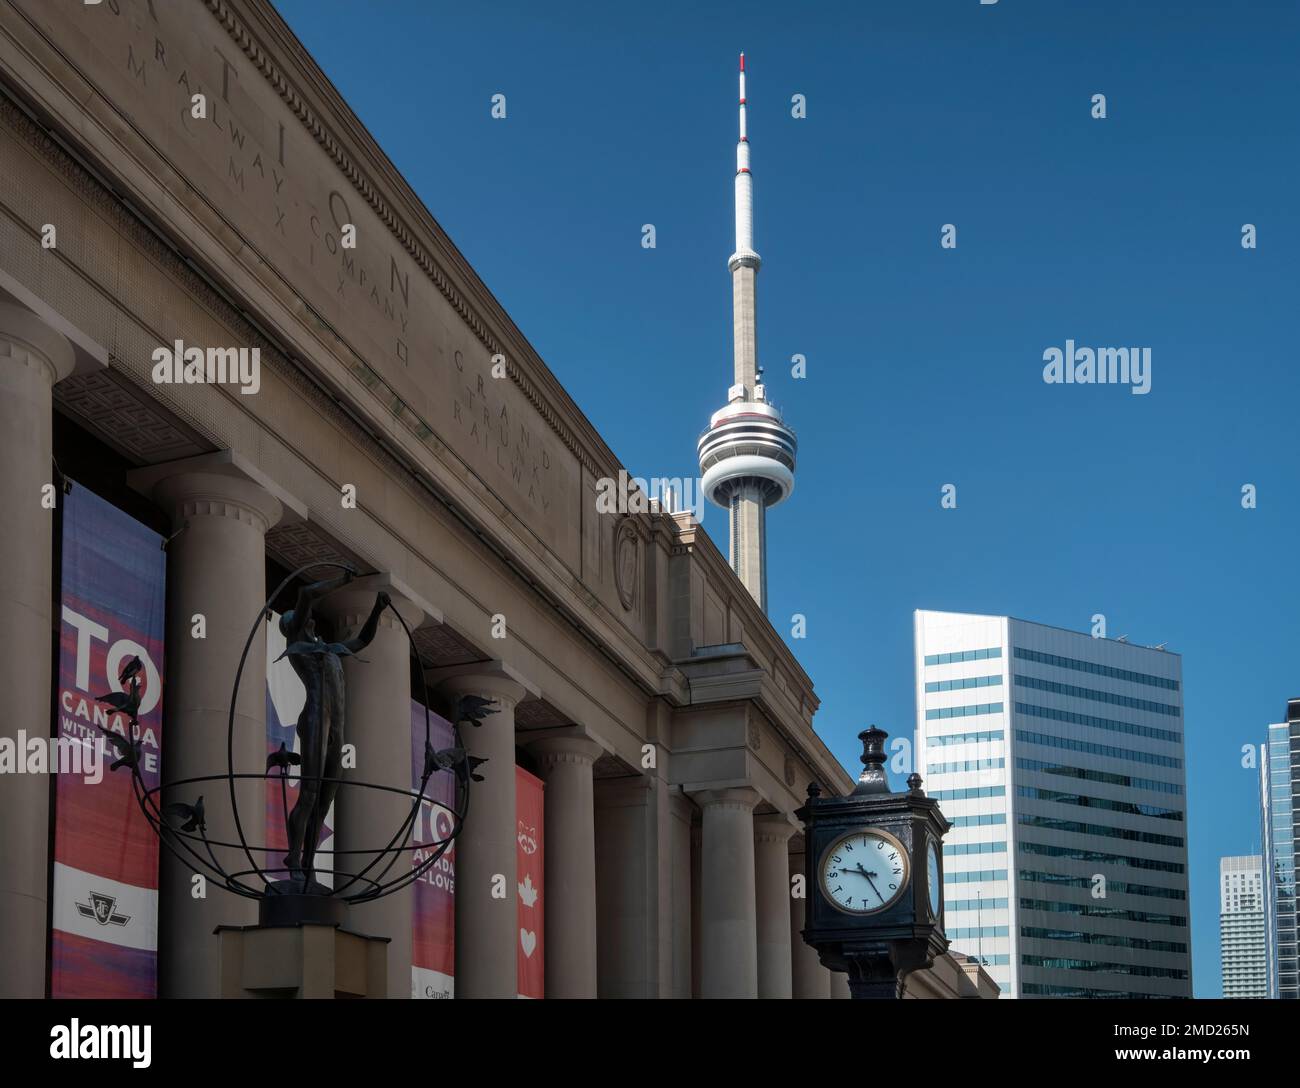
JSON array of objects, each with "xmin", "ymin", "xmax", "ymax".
[
  {"xmin": 100, "ymin": 556, "xmax": 479, "ymax": 928},
  {"xmin": 276, "ymin": 570, "xmax": 390, "ymax": 889}
]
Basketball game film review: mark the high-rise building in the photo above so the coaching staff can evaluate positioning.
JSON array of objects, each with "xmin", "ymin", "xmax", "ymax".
[
  {"xmin": 1219, "ymin": 855, "xmax": 1266, "ymax": 998},
  {"xmin": 1261, "ymin": 700, "xmax": 1300, "ymax": 999},
  {"xmin": 697, "ymin": 54, "xmax": 797, "ymax": 613},
  {"xmin": 913, "ymin": 610, "xmax": 1192, "ymax": 998}
]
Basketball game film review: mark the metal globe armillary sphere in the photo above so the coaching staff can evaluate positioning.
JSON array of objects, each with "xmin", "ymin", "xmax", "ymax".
[{"xmin": 93, "ymin": 561, "xmax": 488, "ymax": 928}]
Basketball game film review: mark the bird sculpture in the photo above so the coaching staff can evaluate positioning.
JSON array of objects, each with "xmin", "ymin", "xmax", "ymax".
[
  {"xmin": 102, "ymin": 732, "xmax": 143, "ymax": 773},
  {"xmin": 453, "ymin": 694, "xmax": 498, "ymax": 727},
  {"xmin": 95, "ymin": 685, "xmax": 142, "ymax": 719},
  {"xmin": 118, "ymin": 655, "xmax": 144, "ymax": 686},
  {"xmin": 266, "ymin": 741, "xmax": 301, "ymax": 774},
  {"xmin": 162, "ymin": 796, "xmax": 205, "ymax": 834}
]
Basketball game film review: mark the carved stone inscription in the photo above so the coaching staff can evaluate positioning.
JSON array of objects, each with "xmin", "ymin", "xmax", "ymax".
[{"xmin": 15, "ymin": 0, "xmax": 578, "ymax": 564}]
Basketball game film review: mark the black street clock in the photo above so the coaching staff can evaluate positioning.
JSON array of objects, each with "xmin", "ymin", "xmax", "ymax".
[{"xmin": 797, "ymin": 726, "xmax": 950, "ymax": 998}]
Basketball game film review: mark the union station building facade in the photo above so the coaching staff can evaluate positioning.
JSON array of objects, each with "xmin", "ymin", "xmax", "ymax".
[{"xmin": 0, "ymin": 0, "xmax": 992, "ymax": 1000}]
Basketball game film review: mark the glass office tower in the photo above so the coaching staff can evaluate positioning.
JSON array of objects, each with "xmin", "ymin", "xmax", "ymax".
[
  {"xmin": 914, "ymin": 611, "xmax": 1192, "ymax": 998},
  {"xmin": 1261, "ymin": 701, "xmax": 1300, "ymax": 999}
]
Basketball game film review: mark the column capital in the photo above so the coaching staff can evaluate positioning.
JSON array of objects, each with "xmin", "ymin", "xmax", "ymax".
[
  {"xmin": 430, "ymin": 660, "xmax": 535, "ymax": 708},
  {"xmin": 320, "ymin": 572, "xmax": 434, "ymax": 633},
  {"xmin": 0, "ymin": 271, "xmax": 107, "ymax": 381},
  {"xmin": 128, "ymin": 450, "xmax": 301, "ymax": 534},
  {"xmin": 669, "ymin": 787, "xmax": 696, "ymax": 822},
  {"xmin": 0, "ymin": 301, "xmax": 76, "ymax": 385},
  {"xmin": 527, "ymin": 731, "xmax": 605, "ymax": 768},
  {"xmin": 754, "ymin": 812, "xmax": 798, "ymax": 845},
  {"xmin": 688, "ymin": 785, "xmax": 761, "ymax": 813}
]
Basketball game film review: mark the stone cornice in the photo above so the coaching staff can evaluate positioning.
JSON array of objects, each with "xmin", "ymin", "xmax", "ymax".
[{"xmin": 217, "ymin": 0, "xmax": 626, "ymax": 483}]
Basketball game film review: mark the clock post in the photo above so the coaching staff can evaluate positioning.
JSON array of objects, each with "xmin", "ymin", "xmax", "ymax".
[{"xmin": 796, "ymin": 726, "xmax": 950, "ymax": 999}]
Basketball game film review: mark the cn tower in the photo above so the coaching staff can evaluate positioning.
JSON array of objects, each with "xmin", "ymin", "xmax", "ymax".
[{"xmin": 697, "ymin": 53, "xmax": 797, "ymax": 614}]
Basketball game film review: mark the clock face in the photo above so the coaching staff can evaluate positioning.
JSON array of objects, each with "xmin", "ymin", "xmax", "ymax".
[
  {"xmin": 819, "ymin": 829, "xmax": 910, "ymax": 915},
  {"xmin": 927, "ymin": 840, "xmax": 942, "ymax": 918}
]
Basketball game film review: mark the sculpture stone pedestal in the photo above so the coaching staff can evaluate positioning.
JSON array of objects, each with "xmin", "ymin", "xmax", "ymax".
[{"xmin": 216, "ymin": 923, "xmax": 390, "ymax": 998}]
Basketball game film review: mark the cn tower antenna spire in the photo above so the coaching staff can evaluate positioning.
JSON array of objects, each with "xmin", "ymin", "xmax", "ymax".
[
  {"xmin": 697, "ymin": 53, "xmax": 797, "ymax": 614},
  {"xmin": 733, "ymin": 51, "xmax": 757, "ymax": 279}
]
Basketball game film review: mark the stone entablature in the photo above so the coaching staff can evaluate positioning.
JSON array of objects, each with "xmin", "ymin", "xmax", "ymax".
[{"xmin": 0, "ymin": 0, "xmax": 842, "ymax": 792}]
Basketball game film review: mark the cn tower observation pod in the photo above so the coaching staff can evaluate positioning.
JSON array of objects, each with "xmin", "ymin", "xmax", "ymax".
[{"xmin": 697, "ymin": 393, "xmax": 797, "ymax": 509}]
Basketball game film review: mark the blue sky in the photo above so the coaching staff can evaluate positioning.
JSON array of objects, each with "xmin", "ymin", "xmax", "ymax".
[{"xmin": 272, "ymin": 0, "xmax": 1299, "ymax": 996}]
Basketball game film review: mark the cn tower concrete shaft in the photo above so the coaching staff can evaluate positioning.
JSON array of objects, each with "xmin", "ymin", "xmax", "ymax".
[{"xmin": 729, "ymin": 483, "xmax": 768, "ymax": 612}]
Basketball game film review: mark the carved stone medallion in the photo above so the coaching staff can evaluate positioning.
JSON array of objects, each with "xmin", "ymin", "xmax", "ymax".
[{"xmin": 614, "ymin": 517, "xmax": 638, "ymax": 611}]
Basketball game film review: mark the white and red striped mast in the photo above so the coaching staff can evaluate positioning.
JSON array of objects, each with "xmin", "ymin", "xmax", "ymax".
[{"xmin": 733, "ymin": 52, "xmax": 759, "ymax": 275}]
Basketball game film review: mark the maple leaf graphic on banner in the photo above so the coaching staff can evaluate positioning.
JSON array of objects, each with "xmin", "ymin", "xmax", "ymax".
[{"xmin": 518, "ymin": 873, "xmax": 539, "ymax": 908}]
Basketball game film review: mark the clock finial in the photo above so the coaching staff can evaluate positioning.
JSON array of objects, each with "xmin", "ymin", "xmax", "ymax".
[{"xmin": 852, "ymin": 725, "xmax": 891, "ymax": 795}]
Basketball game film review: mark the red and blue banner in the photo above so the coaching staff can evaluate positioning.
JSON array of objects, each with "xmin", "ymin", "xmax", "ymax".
[
  {"xmin": 409, "ymin": 708, "xmax": 545, "ymax": 998},
  {"xmin": 51, "ymin": 485, "xmax": 165, "ymax": 998},
  {"xmin": 515, "ymin": 766, "xmax": 544, "ymax": 999},
  {"xmin": 411, "ymin": 702, "xmax": 456, "ymax": 998}
]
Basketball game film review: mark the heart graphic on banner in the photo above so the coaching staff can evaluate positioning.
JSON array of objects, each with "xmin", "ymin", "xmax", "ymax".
[{"xmin": 520, "ymin": 928, "xmax": 537, "ymax": 958}]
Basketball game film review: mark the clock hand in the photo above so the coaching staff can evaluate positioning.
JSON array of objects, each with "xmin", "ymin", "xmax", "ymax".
[{"xmin": 862, "ymin": 871, "xmax": 885, "ymax": 902}]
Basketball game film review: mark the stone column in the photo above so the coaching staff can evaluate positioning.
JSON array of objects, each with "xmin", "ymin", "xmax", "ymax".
[
  {"xmin": 324, "ymin": 575, "xmax": 424, "ymax": 998},
  {"xmin": 691, "ymin": 786, "xmax": 760, "ymax": 998},
  {"xmin": 596, "ymin": 774, "xmax": 680, "ymax": 998},
  {"xmin": 668, "ymin": 791, "xmax": 694, "ymax": 998},
  {"xmin": 528, "ymin": 733, "xmax": 602, "ymax": 998},
  {"xmin": 434, "ymin": 667, "xmax": 526, "ymax": 998},
  {"xmin": 131, "ymin": 456, "xmax": 287, "ymax": 997},
  {"xmin": 690, "ymin": 822, "xmax": 702, "ymax": 998},
  {"xmin": 789, "ymin": 848, "xmax": 830, "ymax": 998},
  {"xmin": 754, "ymin": 814, "xmax": 795, "ymax": 998},
  {"xmin": 0, "ymin": 304, "xmax": 75, "ymax": 998}
]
